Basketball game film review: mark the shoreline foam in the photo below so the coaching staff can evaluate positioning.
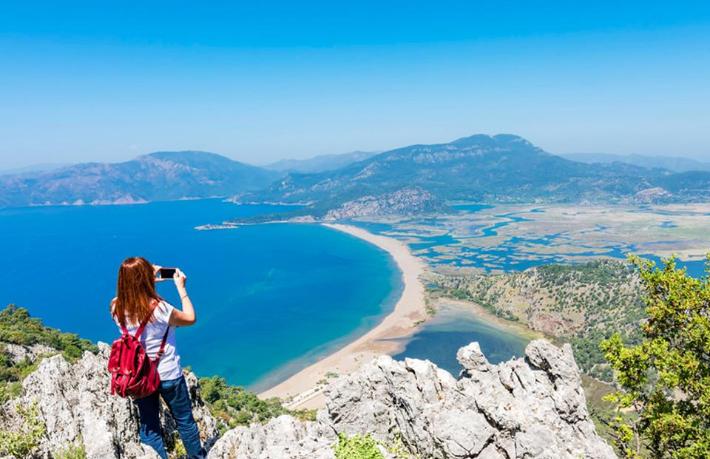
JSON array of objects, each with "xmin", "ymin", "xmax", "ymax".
[{"xmin": 258, "ymin": 223, "xmax": 428, "ymax": 409}]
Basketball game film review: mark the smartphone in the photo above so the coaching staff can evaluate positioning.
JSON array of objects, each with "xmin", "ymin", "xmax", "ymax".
[{"xmin": 157, "ymin": 268, "xmax": 177, "ymax": 279}]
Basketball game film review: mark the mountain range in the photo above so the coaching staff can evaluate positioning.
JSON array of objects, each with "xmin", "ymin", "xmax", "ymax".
[
  {"xmin": 244, "ymin": 134, "xmax": 710, "ymax": 216},
  {"xmin": 0, "ymin": 151, "xmax": 278, "ymax": 208},
  {"xmin": 1, "ymin": 135, "xmax": 709, "ymax": 212},
  {"xmin": 264, "ymin": 151, "xmax": 377, "ymax": 174},
  {"xmin": 562, "ymin": 152, "xmax": 710, "ymax": 173},
  {"xmin": 0, "ymin": 162, "xmax": 72, "ymax": 176}
]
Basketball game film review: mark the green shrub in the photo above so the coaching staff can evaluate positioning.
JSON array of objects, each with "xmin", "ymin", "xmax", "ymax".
[
  {"xmin": 54, "ymin": 441, "xmax": 87, "ymax": 459},
  {"xmin": 0, "ymin": 381, "xmax": 22, "ymax": 404},
  {"xmin": 334, "ymin": 433, "xmax": 384, "ymax": 459},
  {"xmin": 292, "ymin": 408, "xmax": 317, "ymax": 422},
  {"xmin": 168, "ymin": 435, "xmax": 187, "ymax": 458},
  {"xmin": 199, "ymin": 376, "xmax": 317, "ymax": 431},
  {"xmin": 0, "ymin": 305, "xmax": 96, "ymax": 362},
  {"xmin": 0, "ymin": 402, "xmax": 46, "ymax": 458}
]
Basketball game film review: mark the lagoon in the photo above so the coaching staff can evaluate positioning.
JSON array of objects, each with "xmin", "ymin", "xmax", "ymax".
[{"xmin": 392, "ymin": 303, "xmax": 529, "ymax": 376}]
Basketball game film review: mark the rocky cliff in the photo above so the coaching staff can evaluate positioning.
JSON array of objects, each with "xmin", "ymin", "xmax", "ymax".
[
  {"xmin": 210, "ymin": 340, "xmax": 615, "ymax": 459},
  {"xmin": 323, "ymin": 187, "xmax": 445, "ymax": 220},
  {"xmin": 0, "ymin": 344, "xmax": 219, "ymax": 458},
  {"xmin": 2, "ymin": 340, "xmax": 615, "ymax": 458}
]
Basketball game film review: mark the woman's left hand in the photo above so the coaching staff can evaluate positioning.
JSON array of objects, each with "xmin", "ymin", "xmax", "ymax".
[{"xmin": 174, "ymin": 268, "xmax": 188, "ymax": 289}]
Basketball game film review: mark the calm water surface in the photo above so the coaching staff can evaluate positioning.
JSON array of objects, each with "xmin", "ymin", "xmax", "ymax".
[
  {"xmin": 393, "ymin": 303, "xmax": 529, "ymax": 375},
  {"xmin": 0, "ymin": 200, "xmax": 402, "ymax": 389}
]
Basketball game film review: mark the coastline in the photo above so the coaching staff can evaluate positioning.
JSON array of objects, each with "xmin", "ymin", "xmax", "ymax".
[{"xmin": 258, "ymin": 223, "xmax": 428, "ymax": 409}]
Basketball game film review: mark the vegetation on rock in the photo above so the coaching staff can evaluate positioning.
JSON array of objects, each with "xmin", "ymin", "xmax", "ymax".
[
  {"xmin": 199, "ymin": 375, "xmax": 315, "ymax": 432},
  {"xmin": 0, "ymin": 402, "xmax": 46, "ymax": 458},
  {"xmin": 0, "ymin": 305, "xmax": 96, "ymax": 402},
  {"xmin": 0, "ymin": 305, "xmax": 96, "ymax": 360},
  {"xmin": 54, "ymin": 441, "xmax": 88, "ymax": 459},
  {"xmin": 601, "ymin": 257, "xmax": 710, "ymax": 458},
  {"xmin": 334, "ymin": 433, "xmax": 384, "ymax": 459}
]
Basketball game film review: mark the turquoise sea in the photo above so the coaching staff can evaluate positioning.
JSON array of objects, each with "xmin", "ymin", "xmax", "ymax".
[{"xmin": 0, "ymin": 200, "xmax": 402, "ymax": 390}]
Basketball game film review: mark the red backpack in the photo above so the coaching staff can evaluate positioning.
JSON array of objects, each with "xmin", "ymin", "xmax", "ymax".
[{"xmin": 108, "ymin": 303, "xmax": 169, "ymax": 399}]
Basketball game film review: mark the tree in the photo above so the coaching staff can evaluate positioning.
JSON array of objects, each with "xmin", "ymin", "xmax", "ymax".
[{"xmin": 601, "ymin": 256, "xmax": 710, "ymax": 458}]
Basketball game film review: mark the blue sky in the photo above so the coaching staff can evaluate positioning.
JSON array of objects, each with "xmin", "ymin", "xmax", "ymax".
[{"xmin": 1, "ymin": 1, "xmax": 709, "ymax": 168}]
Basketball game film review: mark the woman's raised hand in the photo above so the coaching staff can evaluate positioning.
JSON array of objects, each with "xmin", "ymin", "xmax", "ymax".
[
  {"xmin": 169, "ymin": 268, "xmax": 196, "ymax": 326},
  {"xmin": 174, "ymin": 268, "xmax": 188, "ymax": 290}
]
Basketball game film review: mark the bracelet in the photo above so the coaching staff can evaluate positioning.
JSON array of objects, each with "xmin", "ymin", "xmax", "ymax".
[{"xmin": 180, "ymin": 294, "xmax": 189, "ymax": 300}]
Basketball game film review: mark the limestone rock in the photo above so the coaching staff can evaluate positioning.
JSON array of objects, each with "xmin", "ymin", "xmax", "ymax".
[
  {"xmin": 457, "ymin": 341, "xmax": 491, "ymax": 373},
  {"xmin": 1, "ymin": 343, "xmax": 56, "ymax": 365},
  {"xmin": 207, "ymin": 415, "xmax": 337, "ymax": 459},
  {"xmin": 320, "ymin": 339, "xmax": 615, "ymax": 458},
  {"xmin": 209, "ymin": 339, "xmax": 615, "ymax": 458},
  {"xmin": 1, "ymin": 343, "xmax": 218, "ymax": 459}
]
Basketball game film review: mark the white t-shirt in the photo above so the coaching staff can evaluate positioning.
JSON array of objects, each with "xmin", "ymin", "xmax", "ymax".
[{"xmin": 113, "ymin": 300, "xmax": 183, "ymax": 381}]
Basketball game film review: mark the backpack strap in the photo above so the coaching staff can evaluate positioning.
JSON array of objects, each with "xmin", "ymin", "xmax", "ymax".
[
  {"xmin": 132, "ymin": 300, "xmax": 170, "ymax": 362},
  {"xmin": 134, "ymin": 301, "xmax": 160, "ymax": 339},
  {"xmin": 154, "ymin": 326, "xmax": 170, "ymax": 362}
]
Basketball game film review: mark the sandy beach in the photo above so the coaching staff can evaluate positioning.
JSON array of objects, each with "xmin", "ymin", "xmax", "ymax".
[{"xmin": 258, "ymin": 223, "xmax": 428, "ymax": 409}]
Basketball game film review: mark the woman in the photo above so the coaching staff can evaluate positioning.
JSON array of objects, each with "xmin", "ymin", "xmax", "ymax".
[{"xmin": 111, "ymin": 256, "xmax": 205, "ymax": 459}]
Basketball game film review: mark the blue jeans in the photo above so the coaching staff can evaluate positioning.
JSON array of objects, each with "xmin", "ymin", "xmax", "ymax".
[{"xmin": 134, "ymin": 376, "xmax": 206, "ymax": 459}]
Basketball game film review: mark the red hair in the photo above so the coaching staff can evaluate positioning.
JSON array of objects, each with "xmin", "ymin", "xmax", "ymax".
[{"xmin": 112, "ymin": 256, "xmax": 158, "ymax": 328}]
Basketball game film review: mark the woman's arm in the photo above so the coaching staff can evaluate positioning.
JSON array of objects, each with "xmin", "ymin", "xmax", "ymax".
[{"xmin": 169, "ymin": 269, "xmax": 197, "ymax": 326}]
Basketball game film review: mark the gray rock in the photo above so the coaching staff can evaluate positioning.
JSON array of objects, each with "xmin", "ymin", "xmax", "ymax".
[
  {"xmin": 323, "ymin": 187, "xmax": 444, "ymax": 220},
  {"xmin": 319, "ymin": 339, "xmax": 615, "ymax": 459},
  {"xmin": 207, "ymin": 415, "xmax": 337, "ymax": 459},
  {"xmin": 457, "ymin": 341, "xmax": 491, "ymax": 373},
  {"xmin": 1, "ymin": 343, "xmax": 55, "ymax": 364},
  {"xmin": 1, "ymin": 343, "xmax": 218, "ymax": 459},
  {"xmin": 209, "ymin": 339, "xmax": 615, "ymax": 459}
]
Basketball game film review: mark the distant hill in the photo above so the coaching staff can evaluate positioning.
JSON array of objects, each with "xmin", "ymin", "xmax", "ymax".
[
  {"xmin": 0, "ymin": 151, "xmax": 279, "ymax": 208},
  {"xmin": 562, "ymin": 152, "xmax": 710, "ymax": 172},
  {"xmin": 0, "ymin": 163, "xmax": 72, "ymax": 176},
  {"xmin": 264, "ymin": 151, "xmax": 377, "ymax": 173},
  {"xmin": 244, "ymin": 134, "xmax": 709, "ymax": 216},
  {"xmin": 430, "ymin": 259, "xmax": 645, "ymax": 382}
]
